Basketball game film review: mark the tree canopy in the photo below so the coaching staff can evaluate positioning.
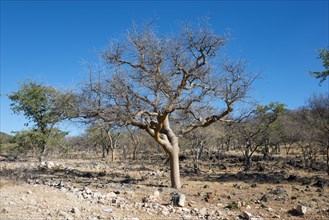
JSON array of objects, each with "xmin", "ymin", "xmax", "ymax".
[
  {"xmin": 9, "ymin": 81, "xmax": 67, "ymax": 161},
  {"xmin": 309, "ymin": 47, "xmax": 329, "ymax": 84}
]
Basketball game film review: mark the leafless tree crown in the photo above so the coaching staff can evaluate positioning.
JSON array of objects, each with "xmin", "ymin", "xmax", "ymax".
[{"xmin": 86, "ymin": 22, "xmax": 254, "ymax": 136}]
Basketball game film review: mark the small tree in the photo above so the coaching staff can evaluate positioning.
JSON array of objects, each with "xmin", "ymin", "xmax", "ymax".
[
  {"xmin": 127, "ymin": 127, "xmax": 141, "ymax": 160},
  {"xmin": 13, "ymin": 129, "xmax": 68, "ymax": 159},
  {"xmin": 86, "ymin": 123, "xmax": 121, "ymax": 161},
  {"xmin": 9, "ymin": 81, "xmax": 66, "ymax": 162},
  {"xmin": 297, "ymin": 94, "xmax": 329, "ymax": 174},
  {"xmin": 235, "ymin": 103, "xmax": 285, "ymax": 170}
]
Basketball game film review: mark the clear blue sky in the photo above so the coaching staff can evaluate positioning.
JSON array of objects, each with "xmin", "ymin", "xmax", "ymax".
[{"xmin": 1, "ymin": 0, "xmax": 328, "ymax": 136}]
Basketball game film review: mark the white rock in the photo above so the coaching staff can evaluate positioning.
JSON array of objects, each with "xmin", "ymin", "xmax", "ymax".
[
  {"xmin": 153, "ymin": 190, "xmax": 160, "ymax": 198},
  {"xmin": 172, "ymin": 193, "xmax": 186, "ymax": 207},
  {"xmin": 161, "ymin": 208, "xmax": 170, "ymax": 216},
  {"xmin": 39, "ymin": 162, "xmax": 46, "ymax": 168},
  {"xmin": 240, "ymin": 211, "xmax": 253, "ymax": 220},
  {"xmin": 106, "ymin": 192, "xmax": 117, "ymax": 199},
  {"xmin": 295, "ymin": 205, "xmax": 307, "ymax": 215},
  {"xmin": 83, "ymin": 187, "xmax": 92, "ymax": 194},
  {"xmin": 45, "ymin": 161, "xmax": 55, "ymax": 169},
  {"xmin": 92, "ymin": 191, "xmax": 102, "ymax": 199},
  {"xmin": 180, "ymin": 207, "xmax": 191, "ymax": 213},
  {"xmin": 103, "ymin": 207, "xmax": 113, "ymax": 213}
]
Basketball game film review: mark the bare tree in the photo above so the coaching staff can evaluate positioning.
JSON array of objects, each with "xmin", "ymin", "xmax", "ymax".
[
  {"xmin": 127, "ymin": 127, "xmax": 141, "ymax": 160},
  {"xmin": 80, "ymin": 20, "xmax": 255, "ymax": 188},
  {"xmin": 307, "ymin": 94, "xmax": 329, "ymax": 174},
  {"xmin": 185, "ymin": 128, "xmax": 212, "ymax": 174},
  {"xmin": 86, "ymin": 123, "xmax": 120, "ymax": 162},
  {"xmin": 296, "ymin": 94, "xmax": 329, "ymax": 174}
]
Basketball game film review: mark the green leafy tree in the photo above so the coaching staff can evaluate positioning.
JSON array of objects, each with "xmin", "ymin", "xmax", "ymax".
[
  {"xmin": 13, "ymin": 129, "xmax": 68, "ymax": 159},
  {"xmin": 9, "ymin": 81, "xmax": 66, "ymax": 161},
  {"xmin": 235, "ymin": 102, "xmax": 286, "ymax": 170},
  {"xmin": 309, "ymin": 47, "xmax": 329, "ymax": 84}
]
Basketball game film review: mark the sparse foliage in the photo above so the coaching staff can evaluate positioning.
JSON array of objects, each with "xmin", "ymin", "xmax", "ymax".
[{"xmin": 309, "ymin": 47, "xmax": 329, "ymax": 84}]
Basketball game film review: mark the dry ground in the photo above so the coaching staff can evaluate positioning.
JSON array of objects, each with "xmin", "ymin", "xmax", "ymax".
[{"xmin": 0, "ymin": 153, "xmax": 328, "ymax": 220}]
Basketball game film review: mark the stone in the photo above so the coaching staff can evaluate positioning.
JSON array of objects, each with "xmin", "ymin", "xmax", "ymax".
[
  {"xmin": 124, "ymin": 190, "xmax": 135, "ymax": 198},
  {"xmin": 161, "ymin": 208, "xmax": 170, "ymax": 216},
  {"xmin": 152, "ymin": 190, "xmax": 160, "ymax": 200},
  {"xmin": 153, "ymin": 189, "xmax": 160, "ymax": 196},
  {"xmin": 103, "ymin": 207, "xmax": 113, "ymax": 213},
  {"xmin": 313, "ymin": 179, "xmax": 325, "ymax": 188},
  {"xmin": 205, "ymin": 190, "xmax": 217, "ymax": 202},
  {"xmin": 112, "ymin": 198, "xmax": 118, "ymax": 204},
  {"xmin": 177, "ymin": 193, "xmax": 186, "ymax": 207},
  {"xmin": 45, "ymin": 161, "xmax": 55, "ymax": 169},
  {"xmin": 192, "ymin": 208, "xmax": 199, "ymax": 213},
  {"xmin": 289, "ymin": 205, "xmax": 307, "ymax": 216},
  {"xmin": 92, "ymin": 191, "xmax": 102, "ymax": 199},
  {"xmin": 271, "ymin": 188, "xmax": 287, "ymax": 195},
  {"xmin": 70, "ymin": 207, "xmax": 81, "ymax": 217},
  {"xmin": 295, "ymin": 205, "xmax": 307, "ymax": 215},
  {"xmin": 83, "ymin": 187, "xmax": 92, "ymax": 194},
  {"xmin": 240, "ymin": 211, "xmax": 253, "ymax": 220},
  {"xmin": 180, "ymin": 207, "xmax": 191, "ymax": 213},
  {"xmin": 105, "ymin": 192, "xmax": 117, "ymax": 199},
  {"xmin": 274, "ymin": 197, "xmax": 286, "ymax": 203},
  {"xmin": 260, "ymin": 194, "xmax": 271, "ymax": 202}
]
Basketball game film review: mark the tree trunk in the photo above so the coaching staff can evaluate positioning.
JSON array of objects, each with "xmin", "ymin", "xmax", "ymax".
[
  {"xmin": 245, "ymin": 155, "xmax": 252, "ymax": 171},
  {"xmin": 263, "ymin": 145, "xmax": 270, "ymax": 160},
  {"xmin": 111, "ymin": 149, "xmax": 115, "ymax": 162},
  {"xmin": 39, "ymin": 142, "xmax": 47, "ymax": 162},
  {"xmin": 169, "ymin": 145, "xmax": 181, "ymax": 189},
  {"xmin": 132, "ymin": 145, "xmax": 138, "ymax": 160},
  {"xmin": 194, "ymin": 147, "xmax": 200, "ymax": 174},
  {"xmin": 244, "ymin": 141, "xmax": 251, "ymax": 171},
  {"xmin": 102, "ymin": 145, "xmax": 108, "ymax": 158}
]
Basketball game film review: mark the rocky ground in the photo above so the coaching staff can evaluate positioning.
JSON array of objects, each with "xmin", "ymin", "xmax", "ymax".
[{"xmin": 0, "ymin": 153, "xmax": 328, "ymax": 220}]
